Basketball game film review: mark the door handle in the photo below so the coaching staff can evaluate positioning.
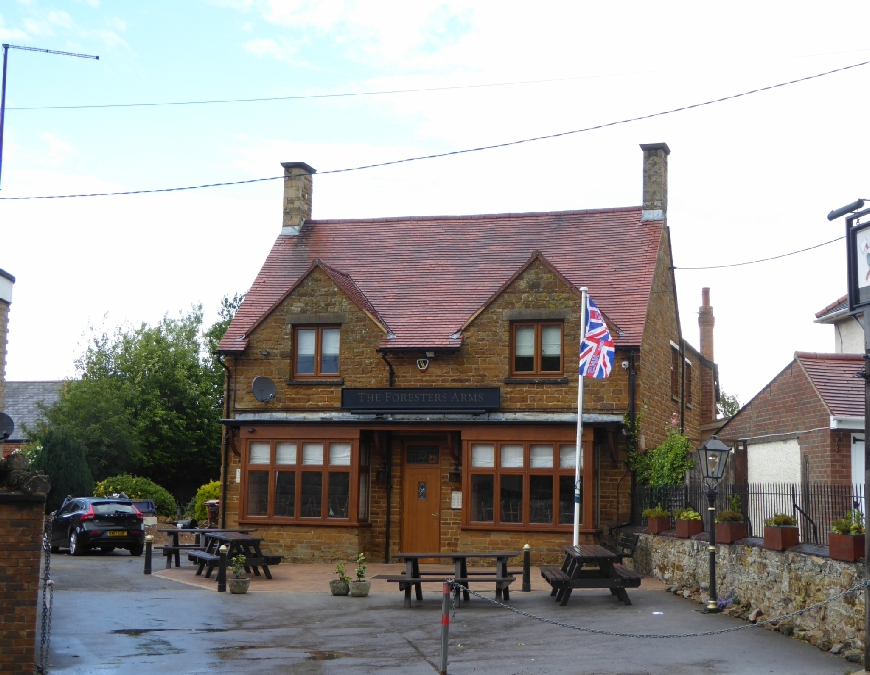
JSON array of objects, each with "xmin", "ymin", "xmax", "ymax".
[{"xmin": 432, "ymin": 513, "xmax": 439, "ymax": 520}]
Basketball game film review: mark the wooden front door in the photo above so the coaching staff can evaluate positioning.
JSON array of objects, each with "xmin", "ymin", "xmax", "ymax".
[{"xmin": 401, "ymin": 444, "xmax": 441, "ymax": 553}]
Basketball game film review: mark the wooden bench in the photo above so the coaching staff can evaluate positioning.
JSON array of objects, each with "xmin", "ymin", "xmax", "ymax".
[
  {"xmin": 609, "ymin": 528, "xmax": 640, "ymax": 563},
  {"xmin": 612, "ymin": 563, "xmax": 642, "ymax": 586},
  {"xmin": 540, "ymin": 566, "xmax": 572, "ymax": 597},
  {"xmin": 376, "ymin": 574, "xmax": 516, "ymax": 607},
  {"xmin": 155, "ymin": 544, "xmax": 203, "ymax": 569},
  {"xmin": 187, "ymin": 550, "xmax": 220, "ymax": 577}
]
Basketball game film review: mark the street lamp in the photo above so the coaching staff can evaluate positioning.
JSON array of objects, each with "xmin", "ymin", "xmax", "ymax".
[{"xmin": 697, "ymin": 434, "xmax": 730, "ymax": 613}]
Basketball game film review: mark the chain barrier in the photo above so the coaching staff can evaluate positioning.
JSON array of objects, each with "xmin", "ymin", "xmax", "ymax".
[
  {"xmin": 446, "ymin": 579, "xmax": 869, "ymax": 639},
  {"xmin": 36, "ymin": 518, "xmax": 54, "ymax": 674}
]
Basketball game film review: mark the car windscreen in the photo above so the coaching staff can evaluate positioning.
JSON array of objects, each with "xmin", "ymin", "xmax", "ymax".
[{"xmin": 92, "ymin": 502, "xmax": 136, "ymax": 515}]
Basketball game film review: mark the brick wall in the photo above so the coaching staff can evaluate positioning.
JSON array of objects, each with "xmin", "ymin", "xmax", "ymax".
[
  {"xmin": 0, "ymin": 299, "xmax": 8, "ymax": 415},
  {"xmin": 717, "ymin": 360, "xmax": 839, "ymax": 482},
  {"xmin": 0, "ymin": 494, "xmax": 45, "ymax": 675}
]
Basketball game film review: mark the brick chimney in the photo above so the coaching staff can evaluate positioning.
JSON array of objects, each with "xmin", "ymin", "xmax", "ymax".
[
  {"xmin": 699, "ymin": 287, "xmax": 714, "ymax": 362},
  {"xmin": 281, "ymin": 162, "xmax": 316, "ymax": 236},
  {"xmin": 639, "ymin": 143, "xmax": 670, "ymax": 221},
  {"xmin": 0, "ymin": 268, "xmax": 14, "ymax": 415}
]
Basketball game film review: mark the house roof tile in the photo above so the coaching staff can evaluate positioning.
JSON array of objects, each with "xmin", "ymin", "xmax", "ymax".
[
  {"xmin": 795, "ymin": 352, "xmax": 863, "ymax": 418},
  {"xmin": 219, "ymin": 207, "xmax": 660, "ymax": 352},
  {"xmin": 814, "ymin": 295, "xmax": 848, "ymax": 320},
  {"xmin": 2, "ymin": 381, "xmax": 63, "ymax": 442}
]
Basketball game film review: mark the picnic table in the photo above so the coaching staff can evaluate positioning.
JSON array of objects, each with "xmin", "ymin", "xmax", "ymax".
[
  {"xmin": 189, "ymin": 531, "xmax": 281, "ymax": 580},
  {"xmin": 383, "ymin": 551, "xmax": 519, "ymax": 608},
  {"xmin": 540, "ymin": 544, "xmax": 641, "ymax": 607},
  {"xmin": 156, "ymin": 528, "xmax": 254, "ymax": 569}
]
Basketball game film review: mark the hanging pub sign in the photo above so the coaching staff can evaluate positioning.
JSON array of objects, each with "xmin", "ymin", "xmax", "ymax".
[
  {"xmin": 847, "ymin": 219, "xmax": 870, "ymax": 313},
  {"xmin": 342, "ymin": 387, "xmax": 500, "ymax": 413}
]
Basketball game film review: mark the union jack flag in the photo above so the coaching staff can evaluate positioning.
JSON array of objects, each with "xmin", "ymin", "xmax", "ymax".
[{"xmin": 579, "ymin": 298, "xmax": 614, "ymax": 379}]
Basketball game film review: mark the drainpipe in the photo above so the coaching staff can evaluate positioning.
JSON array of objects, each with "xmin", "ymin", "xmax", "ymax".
[
  {"xmin": 217, "ymin": 354, "xmax": 231, "ymax": 529},
  {"xmin": 626, "ymin": 349, "xmax": 638, "ymax": 522},
  {"xmin": 381, "ymin": 352, "xmax": 395, "ymax": 388}
]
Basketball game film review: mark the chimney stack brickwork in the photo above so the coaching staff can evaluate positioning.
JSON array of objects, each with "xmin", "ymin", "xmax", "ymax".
[
  {"xmin": 281, "ymin": 162, "xmax": 316, "ymax": 236},
  {"xmin": 0, "ymin": 269, "xmax": 14, "ymax": 415},
  {"xmin": 639, "ymin": 143, "xmax": 670, "ymax": 222},
  {"xmin": 698, "ymin": 287, "xmax": 717, "ymax": 420}
]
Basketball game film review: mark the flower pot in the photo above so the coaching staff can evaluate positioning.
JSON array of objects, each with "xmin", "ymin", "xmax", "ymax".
[
  {"xmin": 349, "ymin": 580, "xmax": 371, "ymax": 597},
  {"xmin": 829, "ymin": 533, "xmax": 865, "ymax": 562},
  {"xmin": 647, "ymin": 516, "xmax": 671, "ymax": 535},
  {"xmin": 675, "ymin": 519, "xmax": 703, "ymax": 539},
  {"xmin": 764, "ymin": 526, "xmax": 799, "ymax": 551},
  {"xmin": 330, "ymin": 580, "xmax": 350, "ymax": 596},
  {"xmin": 228, "ymin": 577, "xmax": 251, "ymax": 594},
  {"xmin": 715, "ymin": 521, "xmax": 747, "ymax": 544}
]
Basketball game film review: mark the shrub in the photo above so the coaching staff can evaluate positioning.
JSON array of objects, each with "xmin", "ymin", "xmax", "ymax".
[
  {"xmin": 832, "ymin": 510, "xmax": 865, "ymax": 535},
  {"xmin": 93, "ymin": 474, "xmax": 176, "ymax": 516},
  {"xmin": 633, "ymin": 414, "xmax": 694, "ymax": 486},
  {"xmin": 674, "ymin": 508, "xmax": 701, "ymax": 521},
  {"xmin": 764, "ymin": 513, "xmax": 797, "ymax": 527},
  {"xmin": 642, "ymin": 504, "xmax": 670, "ymax": 519},
  {"xmin": 31, "ymin": 427, "xmax": 94, "ymax": 513},
  {"xmin": 715, "ymin": 510, "xmax": 744, "ymax": 523},
  {"xmin": 192, "ymin": 480, "xmax": 221, "ymax": 521}
]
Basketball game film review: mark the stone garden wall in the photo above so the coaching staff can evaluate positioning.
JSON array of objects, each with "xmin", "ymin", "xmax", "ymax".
[{"xmin": 631, "ymin": 533, "xmax": 865, "ymax": 663}]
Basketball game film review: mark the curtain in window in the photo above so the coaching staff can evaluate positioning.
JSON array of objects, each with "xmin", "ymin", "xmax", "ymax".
[
  {"xmin": 321, "ymin": 328, "xmax": 340, "ymax": 374},
  {"xmin": 540, "ymin": 325, "xmax": 561, "ymax": 371}
]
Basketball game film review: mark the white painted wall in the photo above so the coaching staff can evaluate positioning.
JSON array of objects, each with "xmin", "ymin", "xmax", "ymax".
[
  {"xmin": 747, "ymin": 438, "xmax": 802, "ymax": 484},
  {"xmin": 0, "ymin": 276, "xmax": 12, "ymax": 304},
  {"xmin": 834, "ymin": 317, "xmax": 863, "ymax": 354}
]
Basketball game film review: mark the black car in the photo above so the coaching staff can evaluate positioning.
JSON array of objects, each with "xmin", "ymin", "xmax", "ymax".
[{"xmin": 47, "ymin": 496, "xmax": 145, "ymax": 556}]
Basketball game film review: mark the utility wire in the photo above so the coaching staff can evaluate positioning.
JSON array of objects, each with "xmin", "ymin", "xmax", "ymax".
[
  {"xmin": 2, "ymin": 57, "xmax": 868, "ymax": 202},
  {"xmin": 674, "ymin": 236, "xmax": 844, "ymax": 270},
  {"xmin": 8, "ymin": 47, "xmax": 870, "ymax": 111}
]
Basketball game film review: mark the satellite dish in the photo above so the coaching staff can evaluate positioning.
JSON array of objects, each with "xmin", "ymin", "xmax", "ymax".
[
  {"xmin": 0, "ymin": 412, "xmax": 14, "ymax": 440},
  {"xmin": 252, "ymin": 377, "xmax": 276, "ymax": 403}
]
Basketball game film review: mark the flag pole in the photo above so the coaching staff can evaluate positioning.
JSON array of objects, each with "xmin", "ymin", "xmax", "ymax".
[{"xmin": 573, "ymin": 287, "xmax": 588, "ymax": 547}]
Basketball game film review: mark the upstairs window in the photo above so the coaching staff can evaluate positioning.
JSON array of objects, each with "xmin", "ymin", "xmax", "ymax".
[
  {"xmin": 511, "ymin": 322, "xmax": 563, "ymax": 376},
  {"xmin": 670, "ymin": 345, "xmax": 680, "ymax": 398},
  {"xmin": 294, "ymin": 326, "xmax": 341, "ymax": 378},
  {"xmin": 685, "ymin": 360, "xmax": 693, "ymax": 406}
]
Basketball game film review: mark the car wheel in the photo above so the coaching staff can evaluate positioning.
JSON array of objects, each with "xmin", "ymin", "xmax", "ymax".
[
  {"xmin": 69, "ymin": 529, "xmax": 84, "ymax": 556},
  {"xmin": 100, "ymin": 546, "xmax": 116, "ymax": 554},
  {"xmin": 129, "ymin": 542, "xmax": 144, "ymax": 557}
]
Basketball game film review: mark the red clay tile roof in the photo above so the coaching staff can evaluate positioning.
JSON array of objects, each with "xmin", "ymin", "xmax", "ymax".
[
  {"xmin": 795, "ymin": 352, "xmax": 863, "ymax": 418},
  {"xmin": 814, "ymin": 295, "xmax": 847, "ymax": 320},
  {"xmin": 219, "ymin": 207, "xmax": 661, "ymax": 352}
]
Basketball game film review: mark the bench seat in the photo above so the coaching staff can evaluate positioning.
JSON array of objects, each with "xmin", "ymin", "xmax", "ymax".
[
  {"xmin": 376, "ymin": 574, "xmax": 515, "ymax": 607},
  {"xmin": 155, "ymin": 544, "xmax": 204, "ymax": 569},
  {"xmin": 612, "ymin": 563, "xmax": 642, "ymax": 586},
  {"xmin": 187, "ymin": 550, "xmax": 220, "ymax": 577}
]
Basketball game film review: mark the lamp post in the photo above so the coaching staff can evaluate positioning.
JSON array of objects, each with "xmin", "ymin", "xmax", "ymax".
[{"xmin": 697, "ymin": 435, "xmax": 730, "ymax": 613}]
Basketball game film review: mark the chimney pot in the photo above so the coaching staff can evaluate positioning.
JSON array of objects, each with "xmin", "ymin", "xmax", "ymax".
[
  {"xmin": 699, "ymin": 287, "xmax": 715, "ymax": 362},
  {"xmin": 281, "ymin": 162, "xmax": 316, "ymax": 236},
  {"xmin": 639, "ymin": 142, "xmax": 670, "ymax": 221}
]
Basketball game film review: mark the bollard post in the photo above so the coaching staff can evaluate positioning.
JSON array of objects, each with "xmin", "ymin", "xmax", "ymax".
[
  {"xmin": 440, "ymin": 582, "xmax": 450, "ymax": 675},
  {"xmin": 522, "ymin": 543, "xmax": 531, "ymax": 592},
  {"xmin": 217, "ymin": 545, "xmax": 228, "ymax": 593},
  {"xmin": 144, "ymin": 535, "xmax": 153, "ymax": 575}
]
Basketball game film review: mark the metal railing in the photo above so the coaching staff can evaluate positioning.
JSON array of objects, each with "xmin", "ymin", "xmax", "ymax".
[{"xmin": 632, "ymin": 482, "xmax": 865, "ymax": 547}]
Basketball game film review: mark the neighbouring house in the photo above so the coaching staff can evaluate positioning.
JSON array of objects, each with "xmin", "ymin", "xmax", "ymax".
[
  {"xmin": 1, "ymin": 381, "xmax": 64, "ymax": 458},
  {"xmin": 216, "ymin": 143, "xmax": 719, "ymax": 564},
  {"xmin": 814, "ymin": 294, "xmax": 861, "ymax": 354},
  {"xmin": 0, "ymin": 269, "xmax": 14, "ymax": 453}
]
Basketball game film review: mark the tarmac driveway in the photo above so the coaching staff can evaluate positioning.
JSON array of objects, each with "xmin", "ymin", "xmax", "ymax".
[{"xmin": 42, "ymin": 549, "xmax": 859, "ymax": 674}]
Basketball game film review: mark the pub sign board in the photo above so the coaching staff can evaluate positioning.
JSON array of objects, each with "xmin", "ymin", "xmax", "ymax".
[
  {"xmin": 848, "ymin": 219, "xmax": 870, "ymax": 313},
  {"xmin": 342, "ymin": 388, "xmax": 500, "ymax": 412}
]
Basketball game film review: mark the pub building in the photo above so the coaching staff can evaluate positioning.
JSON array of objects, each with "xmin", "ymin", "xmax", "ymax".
[{"xmin": 216, "ymin": 143, "xmax": 719, "ymax": 564}]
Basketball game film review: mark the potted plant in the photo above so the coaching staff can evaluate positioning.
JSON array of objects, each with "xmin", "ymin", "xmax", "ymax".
[
  {"xmin": 642, "ymin": 504, "xmax": 671, "ymax": 535},
  {"xmin": 715, "ymin": 495, "xmax": 747, "ymax": 544},
  {"xmin": 763, "ymin": 513, "xmax": 799, "ymax": 551},
  {"xmin": 674, "ymin": 507, "xmax": 703, "ymax": 538},
  {"xmin": 228, "ymin": 555, "xmax": 251, "ymax": 594},
  {"xmin": 349, "ymin": 552, "xmax": 370, "ymax": 597},
  {"xmin": 330, "ymin": 561, "xmax": 351, "ymax": 596},
  {"xmin": 829, "ymin": 510, "xmax": 865, "ymax": 562}
]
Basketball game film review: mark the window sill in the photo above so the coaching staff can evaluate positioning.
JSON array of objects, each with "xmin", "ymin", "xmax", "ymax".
[
  {"xmin": 460, "ymin": 523, "xmax": 600, "ymax": 534},
  {"xmin": 238, "ymin": 518, "xmax": 371, "ymax": 528},
  {"xmin": 686, "ymin": 403, "xmax": 694, "ymax": 410},
  {"xmin": 286, "ymin": 378, "xmax": 345, "ymax": 386},
  {"xmin": 503, "ymin": 377, "xmax": 568, "ymax": 385},
  {"xmin": 671, "ymin": 395, "xmax": 681, "ymax": 403}
]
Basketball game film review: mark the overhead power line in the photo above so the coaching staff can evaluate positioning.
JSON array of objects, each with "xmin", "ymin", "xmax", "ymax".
[
  {"xmin": 674, "ymin": 236, "xmax": 844, "ymax": 270},
  {"xmin": 8, "ymin": 47, "xmax": 870, "ymax": 111},
  {"xmin": 2, "ymin": 57, "xmax": 868, "ymax": 203}
]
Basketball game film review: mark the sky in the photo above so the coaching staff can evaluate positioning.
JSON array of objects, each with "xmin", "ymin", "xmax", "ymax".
[{"xmin": 1, "ymin": 0, "xmax": 869, "ymax": 407}]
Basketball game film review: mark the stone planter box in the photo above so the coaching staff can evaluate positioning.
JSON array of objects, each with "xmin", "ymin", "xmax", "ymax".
[
  {"xmin": 349, "ymin": 580, "xmax": 371, "ymax": 597},
  {"xmin": 715, "ymin": 521, "xmax": 747, "ymax": 544},
  {"xmin": 329, "ymin": 580, "xmax": 350, "ymax": 596},
  {"xmin": 829, "ymin": 533, "xmax": 865, "ymax": 562},
  {"xmin": 764, "ymin": 526, "xmax": 799, "ymax": 551},
  {"xmin": 647, "ymin": 516, "xmax": 671, "ymax": 535},
  {"xmin": 675, "ymin": 519, "xmax": 703, "ymax": 538},
  {"xmin": 228, "ymin": 577, "xmax": 250, "ymax": 594}
]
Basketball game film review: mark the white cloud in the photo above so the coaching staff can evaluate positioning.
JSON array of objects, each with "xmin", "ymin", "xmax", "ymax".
[
  {"xmin": 39, "ymin": 133, "xmax": 76, "ymax": 167},
  {"xmin": 0, "ymin": 15, "xmax": 30, "ymax": 41},
  {"xmin": 105, "ymin": 17, "xmax": 126, "ymax": 31},
  {"xmin": 242, "ymin": 36, "xmax": 301, "ymax": 62},
  {"xmin": 74, "ymin": 0, "xmax": 101, "ymax": 7}
]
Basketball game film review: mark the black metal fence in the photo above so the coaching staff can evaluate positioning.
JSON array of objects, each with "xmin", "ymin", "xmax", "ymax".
[{"xmin": 632, "ymin": 482, "xmax": 865, "ymax": 547}]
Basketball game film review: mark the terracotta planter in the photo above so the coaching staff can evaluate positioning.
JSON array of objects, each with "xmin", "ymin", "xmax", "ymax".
[
  {"xmin": 715, "ymin": 521, "xmax": 747, "ymax": 544},
  {"xmin": 647, "ymin": 516, "xmax": 671, "ymax": 535},
  {"xmin": 829, "ymin": 533, "xmax": 865, "ymax": 562},
  {"xmin": 675, "ymin": 519, "xmax": 703, "ymax": 539},
  {"xmin": 764, "ymin": 526, "xmax": 799, "ymax": 551},
  {"xmin": 228, "ymin": 577, "xmax": 250, "ymax": 594},
  {"xmin": 330, "ymin": 580, "xmax": 350, "ymax": 596},
  {"xmin": 349, "ymin": 580, "xmax": 371, "ymax": 597}
]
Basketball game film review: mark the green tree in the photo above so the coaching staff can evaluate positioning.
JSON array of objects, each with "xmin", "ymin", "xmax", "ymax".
[
  {"xmin": 31, "ymin": 427, "xmax": 94, "ymax": 512},
  {"xmin": 632, "ymin": 414, "xmax": 694, "ymax": 487},
  {"xmin": 717, "ymin": 390, "xmax": 742, "ymax": 418}
]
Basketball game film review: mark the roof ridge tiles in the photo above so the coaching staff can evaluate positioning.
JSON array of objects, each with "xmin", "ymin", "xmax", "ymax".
[
  {"xmin": 308, "ymin": 205, "xmax": 643, "ymax": 225},
  {"xmin": 795, "ymin": 351, "xmax": 862, "ymax": 361},
  {"xmin": 814, "ymin": 295, "xmax": 848, "ymax": 318}
]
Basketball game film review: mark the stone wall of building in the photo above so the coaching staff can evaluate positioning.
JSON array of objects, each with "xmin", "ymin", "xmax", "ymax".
[
  {"xmin": 0, "ymin": 299, "xmax": 8, "ymax": 414},
  {"xmin": 0, "ymin": 493, "xmax": 46, "ymax": 675},
  {"xmin": 631, "ymin": 533, "xmax": 865, "ymax": 660}
]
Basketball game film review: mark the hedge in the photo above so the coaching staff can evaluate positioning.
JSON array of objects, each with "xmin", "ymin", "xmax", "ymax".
[
  {"xmin": 93, "ymin": 474, "xmax": 177, "ymax": 516},
  {"xmin": 192, "ymin": 480, "xmax": 221, "ymax": 521}
]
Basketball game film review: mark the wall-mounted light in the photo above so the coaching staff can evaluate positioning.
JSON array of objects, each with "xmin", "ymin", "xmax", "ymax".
[
  {"xmin": 259, "ymin": 350, "xmax": 269, "ymax": 356},
  {"xmin": 426, "ymin": 351, "xmax": 435, "ymax": 358}
]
